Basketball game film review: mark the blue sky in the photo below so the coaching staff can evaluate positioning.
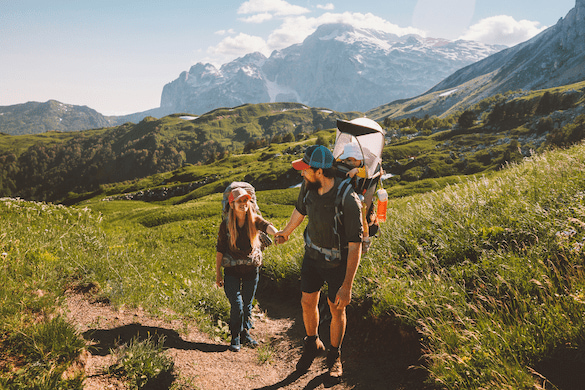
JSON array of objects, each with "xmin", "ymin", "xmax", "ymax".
[{"xmin": 0, "ymin": 0, "xmax": 576, "ymax": 116}]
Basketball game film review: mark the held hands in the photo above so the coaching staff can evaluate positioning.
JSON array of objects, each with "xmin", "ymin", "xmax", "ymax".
[{"xmin": 274, "ymin": 231, "xmax": 288, "ymax": 245}]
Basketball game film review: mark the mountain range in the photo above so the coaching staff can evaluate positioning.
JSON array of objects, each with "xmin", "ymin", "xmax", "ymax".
[
  {"xmin": 2, "ymin": 1, "xmax": 584, "ymax": 135},
  {"xmin": 157, "ymin": 23, "xmax": 505, "ymax": 117},
  {"xmin": 0, "ymin": 25, "xmax": 504, "ymax": 135},
  {"xmin": 369, "ymin": 0, "xmax": 585, "ymax": 120}
]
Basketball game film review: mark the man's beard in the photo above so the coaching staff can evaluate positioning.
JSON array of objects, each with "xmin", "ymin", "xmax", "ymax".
[{"xmin": 305, "ymin": 178, "xmax": 322, "ymax": 191}]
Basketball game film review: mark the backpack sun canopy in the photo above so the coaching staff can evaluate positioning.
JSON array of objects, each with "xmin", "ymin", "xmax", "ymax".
[{"xmin": 332, "ymin": 118, "xmax": 385, "ymax": 179}]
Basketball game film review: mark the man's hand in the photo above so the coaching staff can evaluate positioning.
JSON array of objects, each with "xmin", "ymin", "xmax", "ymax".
[{"xmin": 334, "ymin": 284, "xmax": 352, "ymax": 309}]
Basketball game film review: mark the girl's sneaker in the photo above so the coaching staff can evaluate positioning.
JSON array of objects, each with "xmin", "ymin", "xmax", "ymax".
[
  {"xmin": 229, "ymin": 335, "xmax": 241, "ymax": 352},
  {"xmin": 241, "ymin": 330, "xmax": 259, "ymax": 348}
]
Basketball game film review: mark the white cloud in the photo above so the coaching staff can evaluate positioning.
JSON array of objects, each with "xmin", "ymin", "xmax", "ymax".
[
  {"xmin": 317, "ymin": 3, "xmax": 334, "ymax": 10},
  {"xmin": 266, "ymin": 12, "xmax": 425, "ymax": 51},
  {"xmin": 459, "ymin": 15, "xmax": 547, "ymax": 46},
  {"xmin": 240, "ymin": 12, "xmax": 274, "ymax": 23},
  {"xmin": 238, "ymin": 0, "xmax": 309, "ymax": 16},
  {"xmin": 207, "ymin": 33, "xmax": 270, "ymax": 64},
  {"xmin": 215, "ymin": 28, "xmax": 236, "ymax": 36},
  {"xmin": 204, "ymin": 9, "xmax": 425, "ymax": 66}
]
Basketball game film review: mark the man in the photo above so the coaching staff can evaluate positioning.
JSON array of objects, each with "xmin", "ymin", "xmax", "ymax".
[{"xmin": 276, "ymin": 144, "xmax": 363, "ymax": 378}]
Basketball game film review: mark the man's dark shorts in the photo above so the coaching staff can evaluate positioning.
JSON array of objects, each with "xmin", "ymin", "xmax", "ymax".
[{"xmin": 301, "ymin": 252, "xmax": 347, "ymax": 302}]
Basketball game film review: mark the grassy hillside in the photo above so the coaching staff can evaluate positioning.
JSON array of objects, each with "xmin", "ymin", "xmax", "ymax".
[
  {"xmin": 367, "ymin": 144, "xmax": 585, "ymax": 388},
  {"xmin": 0, "ymin": 103, "xmax": 356, "ymax": 202},
  {"xmin": 378, "ymin": 81, "xmax": 585, "ymax": 192},
  {"xmin": 2, "ymin": 84, "xmax": 585, "ymax": 206},
  {"xmin": 3, "ymin": 140, "xmax": 585, "ymax": 388}
]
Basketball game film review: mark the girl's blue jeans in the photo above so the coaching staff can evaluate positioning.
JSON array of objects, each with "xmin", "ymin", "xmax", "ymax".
[{"xmin": 223, "ymin": 267, "xmax": 259, "ymax": 337}]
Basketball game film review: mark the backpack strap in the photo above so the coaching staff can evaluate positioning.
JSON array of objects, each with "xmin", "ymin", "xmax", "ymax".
[
  {"xmin": 333, "ymin": 177, "xmax": 353, "ymax": 250},
  {"xmin": 304, "ymin": 230, "xmax": 341, "ymax": 262},
  {"xmin": 302, "ymin": 177, "xmax": 354, "ymax": 262},
  {"xmin": 335, "ymin": 177, "xmax": 353, "ymax": 214}
]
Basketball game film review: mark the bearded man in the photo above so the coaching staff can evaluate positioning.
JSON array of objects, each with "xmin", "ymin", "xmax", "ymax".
[{"xmin": 276, "ymin": 145, "xmax": 363, "ymax": 378}]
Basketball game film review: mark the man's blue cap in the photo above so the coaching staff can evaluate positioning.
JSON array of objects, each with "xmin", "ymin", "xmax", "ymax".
[{"xmin": 292, "ymin": 145, "xmax": 334, "ymax": 170}]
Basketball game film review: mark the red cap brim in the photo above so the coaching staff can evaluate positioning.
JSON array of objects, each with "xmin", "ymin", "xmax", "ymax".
[
  {"xmin": 228, "ymin": 192, "xmax": 251, "ymax": 203},
  {"xmin": 292, "ymin": 158, "xmax": 310, "ymax": 170}
]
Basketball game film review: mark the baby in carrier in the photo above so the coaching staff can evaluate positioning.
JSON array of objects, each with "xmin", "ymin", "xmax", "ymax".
[{"xmin": 335, "ymin": 143, "xmax": 379, "ymax": 238}]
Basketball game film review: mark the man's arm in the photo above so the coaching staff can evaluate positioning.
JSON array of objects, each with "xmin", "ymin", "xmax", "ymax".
[
  {"xmin": 334, "ymin": 242, "xmax": 361, "ymax": 308},
  {"xmin": 275, "ymin": 208, "xmax": 305, "ymax": 244}
]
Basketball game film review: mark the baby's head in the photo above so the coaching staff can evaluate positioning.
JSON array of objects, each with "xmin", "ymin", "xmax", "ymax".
[
  {"xmin": 340, "ymin": 156, "xmax": 362, "ymax": 167},
  {"xmin": 337, "ymin": 143, "xmax": 363, "ymax": 167}
]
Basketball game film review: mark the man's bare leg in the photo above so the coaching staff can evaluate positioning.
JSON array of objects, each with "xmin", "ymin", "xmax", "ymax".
[
  {"xmin": 296, "ymin": 291, "xmax": 325, "ymax": 372},
  {"xmin": 301, "ymin": 291, "xmax": 320, "ymax": 336},
  {"xmin": 327, "ymin": 298, "xmax": 346, "ymax": 378}
]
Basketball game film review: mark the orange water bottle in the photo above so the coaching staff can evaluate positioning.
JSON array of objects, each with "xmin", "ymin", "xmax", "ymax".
[{"xmin": 376, "ymin": 188, "xmax": 388, "ymax": 222}]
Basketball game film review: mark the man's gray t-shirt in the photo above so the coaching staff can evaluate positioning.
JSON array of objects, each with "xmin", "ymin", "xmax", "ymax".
[{"xmin": 295, "ymin": 177, "xmax": 363, "ymax": 266}]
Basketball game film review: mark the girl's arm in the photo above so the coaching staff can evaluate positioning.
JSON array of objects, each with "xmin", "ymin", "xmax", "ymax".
[
  {"xmin": 265, "ymin": 223, "xmax": 278, "ymax": 236},
  {"xmin": 215, "ymin": 252, "xmax": 224, "ymax": 287}
]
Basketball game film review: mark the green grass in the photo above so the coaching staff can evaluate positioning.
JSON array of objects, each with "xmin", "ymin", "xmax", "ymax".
[
  {"xmin": 257, "ymin": 346, "xmax": 274, "ymax": 365},
  {"xmin": 105, "ymin": 335, "xmax": 174, "ymax": 390},
  {"xmin": 0, "ymin": 199, "xmax": 101, "ymax": 389},
  {"xmin": 360, "ymin": 141, "xmax": 585, "ymax": 388},
  {"xmin": 3, "ymin": 141, "xmax": 585, "ymax": 388}
]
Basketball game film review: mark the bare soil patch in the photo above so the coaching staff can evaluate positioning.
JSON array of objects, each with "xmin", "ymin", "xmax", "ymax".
[{"xmin": 65, "ymin": 286, "xmax": 430, "ymax": 390}]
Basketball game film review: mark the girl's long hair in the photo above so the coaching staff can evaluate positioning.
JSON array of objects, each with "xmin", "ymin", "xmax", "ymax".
[{"xmin": 226, "ymin": 202, "xmax": 260, "ymax": 251}]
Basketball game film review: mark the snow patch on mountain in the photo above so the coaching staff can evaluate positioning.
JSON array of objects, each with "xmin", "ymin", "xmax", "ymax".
[
  {"xmin": 160, "ymin": 23, "xmax": 506, "ymax": 115},
  {"xmin": 440, "ymin": 89, "xmax": 458, "ymax": 97},
  {"xmin": 265, "ymin": 76, "xmax": 303, "ymax": 104}
]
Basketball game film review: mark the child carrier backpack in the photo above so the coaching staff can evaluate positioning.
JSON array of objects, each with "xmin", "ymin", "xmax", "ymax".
[
  {"xmin": 222, "ymin": 181, "xmax": 272, "ymax": 249},
  {"xmin": 333, "ymin": 117, "xmax": 385, "ymax": 205},
  {"xmin": 332, "ymin": 118, "xmax": 387, "ymax": 250}
]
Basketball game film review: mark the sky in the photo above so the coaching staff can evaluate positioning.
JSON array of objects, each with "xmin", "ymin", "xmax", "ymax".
[{"xmin": 0, "ymin": 0, "xmax": 577, "ymax": 116}]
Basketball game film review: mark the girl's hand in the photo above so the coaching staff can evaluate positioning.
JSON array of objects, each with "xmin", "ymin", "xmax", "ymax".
[{"xmin": 216, "ymin": 274, "xmax": 224, "ymax": 288}]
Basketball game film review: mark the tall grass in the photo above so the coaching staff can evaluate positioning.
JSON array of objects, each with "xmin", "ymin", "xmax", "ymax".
[
  {"xmin": 77, "ymin": 199, "xmax": 231, "ymax": 326},
  {"xmin": 363, "ymin": 142, "xmax": 585, "ymax": 388},
  {"xmin": 0, "ymin": 199, "xmax": 101, "ymax": 388},
  {"xmin": 4, "ymin": 142, "xmax": 585, "ymax": 388}
]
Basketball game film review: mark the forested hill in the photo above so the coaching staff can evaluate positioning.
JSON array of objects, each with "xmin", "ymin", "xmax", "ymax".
[
  {"xmin": 2, "ymin": 82, "xmax": 585, "ymax": 206},
  {"xmin": 0, "ymin": 103, "xmax": 358, "ymax": 202}
]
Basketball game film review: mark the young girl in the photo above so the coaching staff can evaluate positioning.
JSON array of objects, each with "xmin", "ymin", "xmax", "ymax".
[{"xmin": 215, "ymin": 187, "xmax": 278, "ymax": 352}]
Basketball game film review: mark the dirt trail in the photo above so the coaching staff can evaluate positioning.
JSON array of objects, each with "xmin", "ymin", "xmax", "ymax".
[{"xmin": 66, "ymin": 288, "xmax": 428, "ymax": 390}]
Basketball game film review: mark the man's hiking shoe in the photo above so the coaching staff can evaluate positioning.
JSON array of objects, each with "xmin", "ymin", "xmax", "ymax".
[
  {"xmin": 229, "ymin": 335, "xmax": 241, "ymax": 352},
  {"xmin": 295, "ymin": 336, "xmax": 325, "ymax": 373},
  {"xmin": 241, "ymin": 330, "xmax": 259, "ymax": 348},
  {"xmin": 327, "ymin": 348, "xmax": 343, "ymax": 378}
]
